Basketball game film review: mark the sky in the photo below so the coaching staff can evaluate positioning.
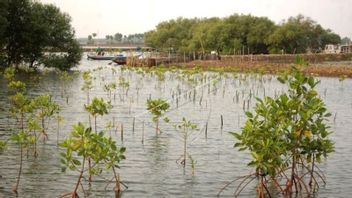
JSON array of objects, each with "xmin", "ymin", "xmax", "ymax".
[{"xmin": 39, "ymin": 0, "xmax": 352, "ymax": 39}]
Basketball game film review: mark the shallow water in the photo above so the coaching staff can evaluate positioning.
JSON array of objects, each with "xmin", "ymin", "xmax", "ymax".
[{"xmin": 0, "ymin": 58, "xmax": 352, "ymax": 197}]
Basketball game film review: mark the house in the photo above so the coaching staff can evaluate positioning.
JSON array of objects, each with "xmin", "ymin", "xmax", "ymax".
[
  {"xmin": 324, "ymin": 43, "xmax": 352, "ymax": 54},
  {"xmin": 340, "ymin": 44, "xmax": 352, "ymax": 53},
  {"xmin": 324, "ymin": 44, "xmax": 340, "ymax": 54}
]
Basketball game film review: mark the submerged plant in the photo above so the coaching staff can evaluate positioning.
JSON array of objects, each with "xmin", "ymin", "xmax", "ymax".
[
  {"xmin": 228, "ymin": 67, "xmax": 334, "ymax": 197},
  {"xmin": 146, "ymin": 98, "xmax": 170, "ymax": 134},
  {"xmin": 59, "ymin": 123, "xmax": 126, "ymax": 198}
]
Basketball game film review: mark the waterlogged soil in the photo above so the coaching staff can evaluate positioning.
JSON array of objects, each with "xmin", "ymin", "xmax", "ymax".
[{"xmin": 0, "ymin": 58, "xmax": 352, "ymax": 197}]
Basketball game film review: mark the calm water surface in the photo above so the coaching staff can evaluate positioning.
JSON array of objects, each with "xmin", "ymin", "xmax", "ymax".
[{"xmin": 0, "ymin": 58, "xmax": 351, "ymax": 197}]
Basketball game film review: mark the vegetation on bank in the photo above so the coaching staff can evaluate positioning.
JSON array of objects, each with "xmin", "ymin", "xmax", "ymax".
[
  {"xmin": 0, "ymin": 0, "xmax": 82, "ymax": 70},
  {"xmin": 145, "ymin": 14, "xmax": 341, "ymax": 55}
]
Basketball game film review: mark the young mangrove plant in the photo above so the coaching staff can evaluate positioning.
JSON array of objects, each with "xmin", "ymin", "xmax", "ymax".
[
  {"xmin": 103, "ymin": 82, "xmax": 117, "ymax": 101},
  {"xmin": 228, "ymin": 67, "xmax": 334, "ymax": 197},
  {"xmin": 0, "ymin": 140, "xmax": 6, "ymax": 153},
  {"xmin": 30, "ymin": 94, "xmax": 60, "ymax": 142},
  {"xmin": 146, "ymin": 98, "xmax": 170, "ymax": 134},
  {"xmin": 84, "ymin": 97, "xmax": 112, "ymax": 183},
  {"xmin": 58, "ymin": 71, "xmax": 74, "ymax": 104},
  {"xmin": 9, "ymin": 92, "xmax": 30, "ymax": 130},
  {"xmin": 85, "ymin": 97, "xmax": 112, "ymax": 133},
  {"xmin": 173, "ymin": 117, "xmax": 197, "ymax": 170},
  {"xmin": 81, "ymin": 71, "xmax": 94, "ymax": 126},
  {"xmin": 118, "ymin": 76, "xmax": 130, "ymax": 101},
  {"xmin": 11, "ymin": 130, "xmax": 36, "ymax": 194},
  {"xmin": 59, "ymin": 123, "xmax": 126, "ymax": 198}
]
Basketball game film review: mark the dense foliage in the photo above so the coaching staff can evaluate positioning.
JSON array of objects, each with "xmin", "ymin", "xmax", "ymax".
[
  {"xmin": 145, "ymin": 14, "xmax": 341, "ymax": 54},
  {"xmin": 0, "ymin": 0, "xmax": 82, "ymax": 70},
  {"xmin": 232, "ymin": 68, "xmax": 334, "ymax": 197}
]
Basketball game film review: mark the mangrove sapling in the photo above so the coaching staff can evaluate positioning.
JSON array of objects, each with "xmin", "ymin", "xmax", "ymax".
[
  {"xmin": 59, "ymin": 123, "xmax": 126, "ymax": 198},
  {"xmin": 3, "ymin": 69, "xmax": 29, "ymax": 131},
  {"xmin": 9, "ymin": 92, "xmax": 30, "ymax": 130},
  {"xmin": 84, "ymin": 97, "xmax": 112, "ymax": 182},
  {"xmin": 230, "ymin": 67, "xmax": 334, "ymax": 197},
  {"xmin": 0, "ymin": 140, "xmax": 6, "ymax": 153},
  {"xmin": 11, "ymin": 130, "xmax": 36, "ymax": 194},
  {"xmin": 81, "ymin": 71, "xmax": 94, "ymax": 126},
  {"xmin": 56, "ymin": 113, "xmax": 64, "ymax": 146},
  {"xmin": 174, "ymin": 118, "xmax": 197, "ymax": 169},
  {"xmin": 103, "ymin": 82, "xmax": 117, "ymax": 102},
  {"xmin": 30, "ymin": 94, "xmax": 60, "ymax": 142},
  {"xmin": 85, "ymin": 97, "xmax": 112, "ymax": 133},
  {"xmin": 26, "ymin": 117, "xmax": 41, "ymax": 157},
  {"xmin": 146, "ymin": 98, "xmax": 170, "ymax": 134},
  {"xmin": 101, "ymin": 137, "xmax": 126, "ymax": 196},
  {"xmin": 118, "ymin": 77, "xmax": 130, "ymax": 101},
  {"xmin": 58, "ymin": 71, "xmax": 74, "ymax": 104}
]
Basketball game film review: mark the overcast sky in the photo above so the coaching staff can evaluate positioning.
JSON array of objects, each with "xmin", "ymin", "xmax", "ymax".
[{"xmin": 39, "ymin": 0, "xmax": 352, "ymax": 39}]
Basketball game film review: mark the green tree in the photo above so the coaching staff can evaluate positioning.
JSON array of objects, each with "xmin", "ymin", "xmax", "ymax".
[
  {"xmin": 87, "ymin": 35, "xmax": 93, "ymax": 44},
  {"xmin": 267, "ymin": 15, "xmax": 340, "ymax": 53},
  {"xmin": 0, "ymin": 0, "xmax": 8, "ymax": 63},
  {"xmin": 114, "ymin": 33, "xmax": 123, "ymax": 42},
  {"xmin": 144, "ymin": 14, "xmax": 340, "ymax": 55},
  {"xmin": 3, "ymin": 0, "xmax": 82, "ymax": 70},
  {"xmin": 4, "ymin": 0, "xmax": 32, "ymax": 67},
  {"xmin": 32, "ymin": 3, "xmax": 82, "ymax": 70},
  {"xmin": 341, "ymin": 37, "xmax": 351, "ymax": 45}
]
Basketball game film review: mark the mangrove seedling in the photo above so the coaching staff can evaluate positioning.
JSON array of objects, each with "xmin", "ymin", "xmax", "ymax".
[
  {"xmin": 84, "ymin": 97, "xmax": 112, "ymax": 132},
  {"xmin": 0, "ymin": 140, "xmax": 6, "ymax": 153},
  {"xmin": 30, "ymin": 94, "xmax": 60, "ymax": 142},
  {"xmin": 81, "ymin": 71, "xmax": 94, "ymax": 126},
  {"xmin": 84, "ymin": 97, "xmax": 112, "ymax": 183},
  {"xmin": 146, "ymin": 98, "xmax": 170, "ymax": 134},
  {"xmin": 229, "ymin": 67, "xmax": 334, "ymax": 197},
  {"xmin": 118, "ymin": 76, "xmax": 130, "ymax": 101},
  {"xmin": 9, "ymin": 92, "xmax": 30, "ymax": 130},
  {"xmin": 58, "ymin": 70, "xmax": 74, "ymax": 104},
  {"xmin": 103, "ymin": 82, "xmax": 117, "ymax": 101},
  {"xmin": 11, "ymin": 130, "xmax": 36, "ymax": 194},
  {"xmin": 59, "ymin": 123, "xmax": 126, "ymax": 198},
  {"xmin": 173, "ymin": 117, "xmax": 197, "ymax": 169}
]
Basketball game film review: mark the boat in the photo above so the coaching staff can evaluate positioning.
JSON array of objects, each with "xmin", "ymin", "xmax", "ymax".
[
  {"xmin": 112, "ymin": 54, "xmax": 127, "ymax": 65},
  {"xmin": 87, "ymin": 54, "xmax": 116, "ymax": 60}
]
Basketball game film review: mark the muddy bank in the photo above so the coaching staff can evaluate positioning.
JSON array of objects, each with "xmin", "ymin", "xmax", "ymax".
[{"xmin": 169, "ymin": 60, "xmax": 352, "ymax": 78}]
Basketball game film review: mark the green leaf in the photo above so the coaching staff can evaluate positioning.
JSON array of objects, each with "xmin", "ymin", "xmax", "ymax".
[
  {"xmin": 245, "ymin": 111, "xmax": 253, "ymax": 118},
  {"xmin": 120, "ymin": 147, "xmax": 126, "ymax": 153}
]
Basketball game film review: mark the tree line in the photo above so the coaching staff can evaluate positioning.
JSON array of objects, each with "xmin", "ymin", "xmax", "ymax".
[
  {"xmin": 144, "ymin": 14, "xmax": 342, "ymax": 55},
  {"xmin": 0, "ymin": 0, "xmax": 82, "ymax": 70},
  {"xmin": 87, "ymin": 33, "xmax": 144, "ymax": 45}
]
